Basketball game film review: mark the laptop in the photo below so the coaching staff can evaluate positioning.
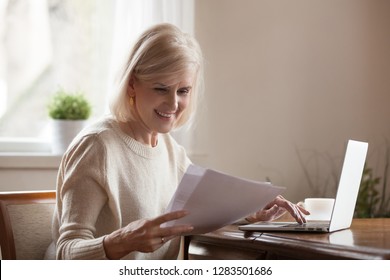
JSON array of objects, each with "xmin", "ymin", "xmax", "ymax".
[{"xmin": 239, "ymin": 139, "xmax": 368, "ymax": 233}]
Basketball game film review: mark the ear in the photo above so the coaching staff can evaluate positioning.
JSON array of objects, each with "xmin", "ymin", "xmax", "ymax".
[{"xmin": 127, "ymin": 75, "xmax": 136, "ymax": 97}]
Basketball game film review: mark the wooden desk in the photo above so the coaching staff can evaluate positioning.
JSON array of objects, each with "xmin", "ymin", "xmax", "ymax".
[{"xmin": 185, "ymin": 219, "xmax": 390, "ymax": 260}]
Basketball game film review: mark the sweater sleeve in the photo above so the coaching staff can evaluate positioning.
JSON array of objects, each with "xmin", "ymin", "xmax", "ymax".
[{"xmin": 56, "ymin": 134, "xmax": 109, "ymax": 260}]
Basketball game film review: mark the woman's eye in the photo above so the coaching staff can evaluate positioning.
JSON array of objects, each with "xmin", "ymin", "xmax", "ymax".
[
  {"xmin": 178, "ymin": 88, "xmax": 190, "ymax": 96},
  {"xmin": 154, "ymin": 88, "xmax": 168, "ymax": 93}
]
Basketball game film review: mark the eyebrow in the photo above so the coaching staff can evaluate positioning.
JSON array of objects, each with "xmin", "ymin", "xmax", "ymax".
[
  {"xmin": 153, "ymin": 83, "xmax": 169, "ymax": 87},
  {"xmin": 153, "ymin": 83, "xmax": 192, "ymax": 89}
]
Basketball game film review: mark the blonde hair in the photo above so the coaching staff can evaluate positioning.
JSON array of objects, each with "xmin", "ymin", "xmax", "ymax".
[{"xmin": 109, "ymin": 23, "xmax": 204, "ymax": 129}]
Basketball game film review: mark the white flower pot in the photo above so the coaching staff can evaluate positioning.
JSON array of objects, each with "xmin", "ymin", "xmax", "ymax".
[{"xmin": 51, "ymin": 119, "xmax": 87, "ymax": 154}]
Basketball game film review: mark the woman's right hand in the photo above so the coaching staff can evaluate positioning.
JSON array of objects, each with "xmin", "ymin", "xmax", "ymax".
[{"xmin": 103, "ymin": 210, "xmax": 193, "ymax": 259}]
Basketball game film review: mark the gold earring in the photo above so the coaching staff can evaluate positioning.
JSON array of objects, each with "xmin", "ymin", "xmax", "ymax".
[{"xmin": 129, "ymin": 96, "xmax": 135, "ymax": 106}]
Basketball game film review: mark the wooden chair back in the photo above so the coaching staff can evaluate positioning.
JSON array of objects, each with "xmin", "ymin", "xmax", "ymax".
[{"xmin": 0, "ymin": 191, "xmax": 56, "ymax": 259}]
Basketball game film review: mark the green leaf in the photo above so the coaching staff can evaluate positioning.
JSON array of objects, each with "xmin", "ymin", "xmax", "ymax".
[{"xmin": 47, "ymin": 89, "xmax": 92, "ymax": 120}]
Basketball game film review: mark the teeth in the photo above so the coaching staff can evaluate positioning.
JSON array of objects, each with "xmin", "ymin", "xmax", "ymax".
[{"xmin": 156, "ymin": 110, "xmax": 174, "ymax": 118}]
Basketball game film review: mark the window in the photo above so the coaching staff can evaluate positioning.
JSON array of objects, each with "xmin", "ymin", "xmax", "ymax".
[{"xmin": 0, "ymin": 0, "xmax": 194, "ymax": 152}]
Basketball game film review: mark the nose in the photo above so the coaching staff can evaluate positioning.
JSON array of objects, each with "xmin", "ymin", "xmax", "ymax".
[{"xmin": 166, "ymin": 91, "xmax": 178, "ymax": 111}]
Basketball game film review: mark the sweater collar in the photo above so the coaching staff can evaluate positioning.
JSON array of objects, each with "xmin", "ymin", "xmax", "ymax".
[{"xmin": 111, "ymin": 119, "xmax": 164, "ymax": 159}]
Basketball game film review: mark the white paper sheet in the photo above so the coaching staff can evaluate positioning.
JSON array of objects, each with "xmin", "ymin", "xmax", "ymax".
[{"xmin": 163, "ymin": 164, "xmax": 285, "ymax": 235}]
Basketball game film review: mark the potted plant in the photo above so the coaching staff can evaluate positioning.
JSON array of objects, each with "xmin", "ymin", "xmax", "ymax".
[{"xmin": 47, "ymin": 89, "xmax": 92, "ymax": 154}]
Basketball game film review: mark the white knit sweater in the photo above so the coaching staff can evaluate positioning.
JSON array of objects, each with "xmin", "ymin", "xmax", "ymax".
[{"xmin": 49, "ymin": 117, "xmax": 191, "ymax": 259}]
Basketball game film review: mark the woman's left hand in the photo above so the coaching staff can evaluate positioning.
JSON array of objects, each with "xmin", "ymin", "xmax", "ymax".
[{"xmin": 246, "ymin": 195, "xmax": 310, "ymax": 224}]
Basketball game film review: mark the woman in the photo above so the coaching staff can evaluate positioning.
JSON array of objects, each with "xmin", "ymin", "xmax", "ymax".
[{"xmin": 47, "ymin": 23, "xmax": 308, "ymax": 260}]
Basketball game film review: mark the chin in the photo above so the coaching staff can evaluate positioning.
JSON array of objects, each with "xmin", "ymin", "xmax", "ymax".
[{"xmin": 159, "ymin": 127, "xmax": 174, "ymax": 134}]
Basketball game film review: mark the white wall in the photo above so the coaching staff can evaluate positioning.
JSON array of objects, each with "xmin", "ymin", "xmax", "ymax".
[{"xmin": 192, "ymin": 0, "xmax": 390, "ymax": 202}]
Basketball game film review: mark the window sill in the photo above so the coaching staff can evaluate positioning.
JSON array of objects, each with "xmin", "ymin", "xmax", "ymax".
[
  {"xmin": 0, "ymin": 153, "xmax": 62, "ymax": 169},
  {"xmin": 0, "ymin": 138, "xmax": 61, "ymax": 168}
]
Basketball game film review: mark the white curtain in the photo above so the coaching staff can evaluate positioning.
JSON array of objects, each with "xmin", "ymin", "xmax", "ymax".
[{"xmin": 108, "ymin": 0, "xmax": 195, "ymax": 150}]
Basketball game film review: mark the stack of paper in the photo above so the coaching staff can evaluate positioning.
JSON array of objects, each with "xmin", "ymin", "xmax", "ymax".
[{"xmin": 164, "ymin": 164, "xmax": 285, "ymax": 234}]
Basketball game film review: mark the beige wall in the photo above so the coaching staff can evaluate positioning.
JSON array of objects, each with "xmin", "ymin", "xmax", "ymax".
[{"xmin": 192, "ymin": 0, "xmax": 390, "ymax": 202}]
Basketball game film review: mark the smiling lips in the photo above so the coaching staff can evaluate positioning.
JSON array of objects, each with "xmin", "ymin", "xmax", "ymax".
[{"xmin": 155, "ymin": 110, "xmax": 176, "ymax": 119}]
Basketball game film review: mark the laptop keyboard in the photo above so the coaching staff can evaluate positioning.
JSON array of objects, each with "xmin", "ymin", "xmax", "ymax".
[{"xmin": 282, "ymin": 222, "xmax": 329, "ymax": 229}]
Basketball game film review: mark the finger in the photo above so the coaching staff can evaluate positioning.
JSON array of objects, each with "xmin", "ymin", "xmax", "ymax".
[
  {"xmin": 156, "ymin": 236, "xmax": 166, "ymax": 245},
  {"xmin": 264, "ymin": 196, "xmax": 282, "ymax": 209},
  {"xmin": 144, "ymin": 236, "xmax": 170, "ymax": 252},
  {"xmin": 273, "ymin": 207, "xmax": 287, "ymax": 219},
  {"xmin": 157, "ymin": 234, "xmax": 181, "ymax": 246},
  {"xmin": 256, "ymin": 204, "xmax": 278, "ymax": 221},
  {"xmin": 294, "ymin": 203, "xmax": 309, "ymax": 222},
  {"xmin": 267, "ymin": 204, "xmax": 279, "ymax": 215},
  {"xmin": 277, "ymin": 198, "xmax": 307, "ymax": 223},
  {"xmin": 298, "ymin": 204, "xmax": 311, "ymax": 215},
  {"xmin": 291, "ymin": 205, "xmax": 306, "ymax": 224},
  {"xmin": 159, "ymin": 224, "xmax": 194, "ymax": 239},
  {"xmin": 152, "ymin": 210, "xmax": 189, "ymax": 226}
]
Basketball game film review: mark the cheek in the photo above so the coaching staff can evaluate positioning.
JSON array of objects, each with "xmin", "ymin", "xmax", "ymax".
[
  {"xmin": 136, "ymin": 91, "xmax": 159, "ymax": 109},
  {"xmin": 179, "ymin": 97, "xmax": 191, "ymax": 110}
]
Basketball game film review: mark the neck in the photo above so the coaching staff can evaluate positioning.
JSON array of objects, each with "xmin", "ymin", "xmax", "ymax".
[{"xmin": 119, "ymin": 121, "xmax": 158, "ymax": 147}]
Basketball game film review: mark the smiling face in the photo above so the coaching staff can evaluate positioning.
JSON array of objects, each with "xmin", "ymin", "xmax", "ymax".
[{"xmin": 128, "ymin": 71, "xmax": 195, "ymax": 138}]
